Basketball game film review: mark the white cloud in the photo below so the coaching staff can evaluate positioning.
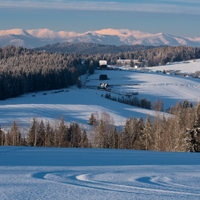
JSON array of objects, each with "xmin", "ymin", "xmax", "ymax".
[
  {"xmin": 0, "ymin": 1, "xmax": 199, "ymax": 15},
  {"xmin": 164, "ymin": 0, "xmax": 200, "ymax": 3}
]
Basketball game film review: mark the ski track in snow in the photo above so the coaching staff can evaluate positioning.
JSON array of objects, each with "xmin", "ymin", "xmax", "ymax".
[
  {"xmin": 31, "ymin": 167, "xmax": 200, "ymax": 199},
  {"xmin": 1, "ymin": 147, "xmax": 200, "ymax": 200}
]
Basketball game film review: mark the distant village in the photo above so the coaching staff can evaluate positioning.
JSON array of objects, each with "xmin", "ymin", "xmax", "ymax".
[{"xmin": 98, "ymin": 58, "xmax": 148, "ymax": 70}]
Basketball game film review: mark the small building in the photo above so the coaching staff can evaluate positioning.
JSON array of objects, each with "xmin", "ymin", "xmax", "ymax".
[
  {"xmin": 117, "ymin": 58, "xmax": 148, "ymax": 68},
  {"xmin": 116, "ymin": 59, "xmax": 132, "ymax": 66},
  {"xmin": 133, "ymin": 59, "xmax": 148, "ymax": 68},
  {"xmin": 99, "ymin": 74, "xmax": 108, "ymax": 80},
  {"xmin": 134, "ymin": 60, "xmax": 142, "ymax": 68},
  {"xmin": 99, "ymin": 60, "xmax": 107, "ymax": 69}
]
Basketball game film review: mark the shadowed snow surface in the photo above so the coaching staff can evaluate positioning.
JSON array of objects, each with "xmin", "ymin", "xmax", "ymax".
[{"xmin": 0, "ymin": 147, "xmax": 200, "ymax": 200}]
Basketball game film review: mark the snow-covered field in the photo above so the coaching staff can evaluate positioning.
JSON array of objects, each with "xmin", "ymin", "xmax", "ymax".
[
  {"xmin": 147, "ymin": 59, "xmax": 200, "ymax": 74},
  {"xmin": 1, "ymin": 60, "xmax": 200, "ymax": 199},
  {"xmin": 0, "ymin": 147, "xmax": 200, "ymax": 200},
  {"xmin": 1, "ymin": 59, "xmax": 200, "ymax": 130}
]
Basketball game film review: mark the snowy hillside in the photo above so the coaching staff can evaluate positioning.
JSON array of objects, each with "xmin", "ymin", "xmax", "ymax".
[
  {"xmin": 1, "ymin": 28, "xmax": 200, "ymax": 48},
  {"xmin": 1, "ymin": 60, "xmax": 200, "ymax": 199},
  {"xmin": 0, "ymin": 147, "xmax": 200, "ymax": 200},
  {"xmin": 1, "ymin": 59, "xmax": 200, "ymax": 130},
  {"xmin": 147, "ymin": 59, "xmax": 200, "ymax": 74}
]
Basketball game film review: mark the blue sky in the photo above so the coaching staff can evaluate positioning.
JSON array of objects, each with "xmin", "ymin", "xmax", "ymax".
[{"xmin": 0, "ymin": 0, "xmax": 200, "ymax": 37}]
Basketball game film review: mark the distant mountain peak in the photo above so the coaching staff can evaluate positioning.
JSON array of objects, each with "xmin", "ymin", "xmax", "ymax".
[
  {"xmin": 0, "ymin": 28, "xmax": 200, "ymax": 48},
  {"xmin": 0, "ymin": 28, "xmax": 30, "ymax": 37}
]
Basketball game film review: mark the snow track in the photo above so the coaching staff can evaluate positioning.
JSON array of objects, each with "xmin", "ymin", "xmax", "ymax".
[
  {"xmin": 30, "ymin": 166, "xmax": 200, "ymax": 199},
  {"xmin": 1, "ymin": 147, "xmax": 200, "ymax": 200}
]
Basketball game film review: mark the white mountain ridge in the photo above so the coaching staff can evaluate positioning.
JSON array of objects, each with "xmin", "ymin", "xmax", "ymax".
[{"xmin": 0, "ymin": 28, "xmax": 200, "ymax": 48}]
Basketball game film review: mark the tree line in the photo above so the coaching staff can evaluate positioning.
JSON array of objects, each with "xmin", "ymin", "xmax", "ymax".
[
  {"xmin": 1, "ymin": 100, "xmax": 200, "ymax": 152},
  {"xmin": 35, "ymin": 43, "xmax": 154, "ymax": 54},
  {"xmin": 0, "ymin": 118, "xmax": 89, "ymax": 148},
  {"xmin": 97, "ymin": 46, "xmax": 200, "ymax": 66},
  {"xmin": 37, "ymin": 44, "xmax": 200, "ymax": 66},
  {"xmin": 105, "ymin": 93, "xmax": 151, "ymax": 110}
]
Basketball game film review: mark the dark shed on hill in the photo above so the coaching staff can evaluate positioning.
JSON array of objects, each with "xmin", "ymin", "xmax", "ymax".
[{"xmin": 99, "ymin": 74, "xmax": 108, "ymax": 80}]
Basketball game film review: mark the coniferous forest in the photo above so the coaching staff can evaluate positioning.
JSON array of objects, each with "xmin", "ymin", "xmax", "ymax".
[{"xmin": 0, "ymin": 46, "xmax": 88, "ymax": 100}]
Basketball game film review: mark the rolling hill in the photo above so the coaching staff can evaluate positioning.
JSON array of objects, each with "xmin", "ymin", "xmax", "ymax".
[{"xmin": 1, "ymin": 59, "xmax": 200, "ymax": 130}]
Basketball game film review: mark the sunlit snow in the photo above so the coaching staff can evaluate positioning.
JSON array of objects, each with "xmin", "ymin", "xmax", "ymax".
[{"xmin": 1, "ymin": 59, "xmax": 200, "ymax": 129}]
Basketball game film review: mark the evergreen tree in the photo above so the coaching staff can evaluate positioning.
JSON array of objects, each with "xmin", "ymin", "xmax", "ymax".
[
  {"xmin": 88, "ymin": 60, "xmax": 95, "ymax": 74},
  {"xmin": 186, "ymin": 103, "xmax": 200, "ymax": 152},
  {"xmin": 45, "ymin": 122, "xmax": 54, "ymax": 147},
  {"xmin": 76, "ymin": 76, "xmax": 82, "ymax": 89},
  {"xmin": 142, "ymin": 116, "xmax": 153, "ymax": 150},
  {"xmin": 10, "ymin": 121, "xmax": 21, "ymax": 146},
  {"xmin": 55, "ymin": 118, "xmax": 68, "ymax": 147},
  {"xmin": 121, "ymin": 118, "xmax": 131, "ymax": 149},
  {"xmin": 130, "ymin": 118, "xmax": 145, "ymax": 150},
  {"xmin": 80, "ymin": 130, "xmax": 89, "ymax": 148},
  {"xmin": 94, "ymin": 119, "xmax": 107, "ymax": 148},
  {"xmin": 37, "ymin": 120, "xmax": 45, "ymax": 147},
  {"xmin": 88, "ymin": 113, "xmax": 97, "ymax": 125},
  {"xmin": 109, "ymin": 128, "xmax": 119, "ymax": 149},
  {"xmin": 152, "ymin": 115, "xmax": 163, "ymax": 151},
  {"xmin": 5, "ymin": 131, "xmax": 12, "ymax": 146},
  {"xmin": 27, "ymin": 118, "xmax": 38, "ymax": 146},
  {"xmin": 70, "ymin": 122, "xmax": 82, "ymax": 147},
  {"xmin": 54, "ymin": 128, "xmax": 59, "ymax": 147},
  {"xmin": 194, "ymin": 103, "xmax": 200, "ymax": 128}
]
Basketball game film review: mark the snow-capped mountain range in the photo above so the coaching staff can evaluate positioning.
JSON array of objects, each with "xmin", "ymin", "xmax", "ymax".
[{"xmin": 0, "ymin": 28, "xmax": 200, "ymax": 48}]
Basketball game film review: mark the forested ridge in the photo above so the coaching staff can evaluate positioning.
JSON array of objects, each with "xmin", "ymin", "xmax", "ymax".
[
  {"xmin": 0, "ymin": 46, "xmax": 90, "ymax": 100},
  {"xmin": 94, "ymin": 45, "xmax": 200, "ymax": 66},
  {"xmin": 0, "ymin": 100, "xmax": 200, "ymax": 152},
  {"xmin": 35, "ymin": 42, "xmax": 155, "ymax": 54},
  {"xmin": 37, "ymin": 43, "xmax": 200, "ymax": 66}
]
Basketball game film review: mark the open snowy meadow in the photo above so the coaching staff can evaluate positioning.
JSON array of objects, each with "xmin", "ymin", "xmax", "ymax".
[
  {"xmin": 0, "ymin": 147, "xmax": 200, "ymax": 200},
  {"xmin": 1, "ymin": 59, "xmax": 200, "ymax": 130},
  {"xmin": 1, "ymin": 59, "xmax": 200, "ymax": 199}
]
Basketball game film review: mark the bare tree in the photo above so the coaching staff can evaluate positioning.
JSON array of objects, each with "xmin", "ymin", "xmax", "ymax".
[
  {"xmin": 152, "ymin": 99, "xmax": 164, "ymax": 112},
  {"xmin": 0, "ymin": 125, "xmax": 5, "ymax": 146},
  {"xmin": 79, "ymin": 130, "xmax": 89, "ymax": 148}
]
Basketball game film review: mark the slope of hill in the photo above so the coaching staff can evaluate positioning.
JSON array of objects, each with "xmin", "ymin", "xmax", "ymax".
[
  {"xmin": 1, "ymin": 59, "xmax": 200, "ymax": 129},
  {"xmin": 1, "ymin": 28, "xmax": 200, "ymax": 48},
  {"xmin": 0, "ymin": 147, "xmax": 200, "ymax": 199}
]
